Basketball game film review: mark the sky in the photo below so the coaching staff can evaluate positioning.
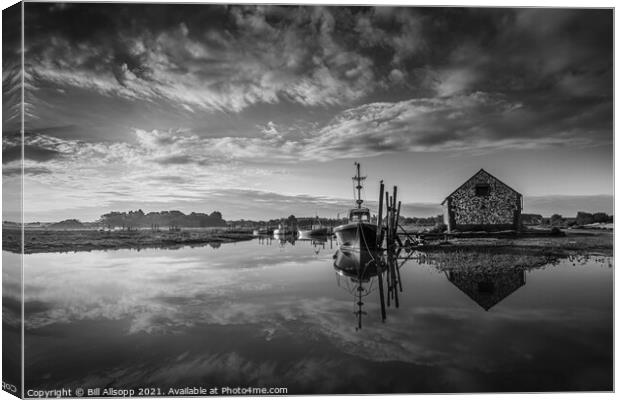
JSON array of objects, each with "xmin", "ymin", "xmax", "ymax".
[{"xmin": 2, "ymin": 3, "xmax": 614, "ymax": 222}]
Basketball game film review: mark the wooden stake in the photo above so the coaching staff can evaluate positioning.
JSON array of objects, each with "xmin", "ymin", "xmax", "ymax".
[{"xmin": 377, "ymin": 180, "xmax": 384, "ymax": 248}]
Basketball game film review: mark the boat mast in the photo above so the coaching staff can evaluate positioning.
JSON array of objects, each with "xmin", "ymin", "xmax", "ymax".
[{"xmin": 353, "ymin": 162, "xmax": 366, "ymax": 209}]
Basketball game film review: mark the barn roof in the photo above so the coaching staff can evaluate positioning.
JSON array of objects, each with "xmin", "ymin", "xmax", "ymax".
[{"xmin": 441, "ymin": 168, "xmax": 521, "ymax": 205}]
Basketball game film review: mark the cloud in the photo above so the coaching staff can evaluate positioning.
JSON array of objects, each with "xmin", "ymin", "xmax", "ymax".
[
  {"xmin": 304, "ymin": 92, "xmax": 607, "ymax": 160},
  {"xmin": 524, "ymin": 195, "xmax": 614, "ymax": 217},
  {"xmin": 3, "ymin": 166, "xmax": 52, "ymax": 176},
  {"xmin": 25, "ymin": 5, "xmax": 382, "ymax": 113}
]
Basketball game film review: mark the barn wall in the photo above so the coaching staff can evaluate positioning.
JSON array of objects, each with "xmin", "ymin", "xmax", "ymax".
[{"xmin": 446, "ymin": 170, "xmax": 521, "ymax": 231}]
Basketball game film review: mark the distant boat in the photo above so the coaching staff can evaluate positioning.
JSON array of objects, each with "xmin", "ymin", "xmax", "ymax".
[
  {"xmin": 273, "ymin": 222, "xmax": 293, "ymax": 236},
  {"xmin": 333, "ymin": 162, "xmax": 379, "ymax": 250},
  {"xmin": 253, "ymin": 228, "xmax": 271, "ymax": 236},
  {"xmin": 298, "ymin": 216, "xmax": 329, "ymax": 239}
]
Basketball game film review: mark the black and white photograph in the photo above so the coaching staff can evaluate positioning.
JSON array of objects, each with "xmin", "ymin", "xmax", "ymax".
[{"xmin": 1, "ymin": 1, "xmax": 614, "ymax": 397}]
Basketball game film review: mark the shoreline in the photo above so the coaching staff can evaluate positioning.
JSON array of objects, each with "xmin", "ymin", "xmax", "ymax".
[
  {"xmin": 2, "ymin": 228, "xmax": 613, "ymax": 256},
  {"xmin": 413, "ymin": 229, "xmax": 613, "ymax": 257},
  {"xmin": 2, "ymin": 228, "xmax": 255, "ymax": 254}
]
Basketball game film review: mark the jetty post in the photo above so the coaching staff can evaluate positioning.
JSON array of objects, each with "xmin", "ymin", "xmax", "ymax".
[
  {"xmin": 394, "ymin": 200, "xmax": 403, "ymax": 247},
  {"xmin": 376, "ymin": 256, "xmax": 387, "ymax": 322},
  {"xmin": 376, "ymin": 180, "xmax": 384, "ymax": 248},
  {"xmin": 390, "ymin": 185, "xmax": 398, "ymax": 246},
  {"xmin": 385, "ymin": 191, "xmax": 391, "ymax": 245}
]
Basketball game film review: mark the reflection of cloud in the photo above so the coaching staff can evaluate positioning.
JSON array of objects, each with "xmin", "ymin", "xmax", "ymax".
[
  {"xmin": 23, "ymin": 249, "xmax": 611, "ymax": 370},
  {"xmin": 21, "ymin": 250, "xmax": 612, "ymax": 391}
]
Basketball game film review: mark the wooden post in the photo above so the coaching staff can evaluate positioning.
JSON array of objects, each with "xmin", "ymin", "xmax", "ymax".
[
  {"xmin": 385, "ymin": 191, "xmax": 391, "ymax": 245},
  {"xmin": 389, "ymin": 190, "xmax": 396, "ymax": 248},
  {"xmin": 377, "ymin": 180, "xmax": 384, "ymax": 248},
  {"xmin": 394, "ymin": 200, "xmax": 403, "ymax": 247},
  {"xmin": 389, "ymin": 250, "xmax": 399, "ymax": 308},
  {"xmin": 376, "ymin": 257, "xmax": 387, "ymax": 322},
  {"xmin": 389, "ymin": 195, "xmax": 394, "ymax": 246}
]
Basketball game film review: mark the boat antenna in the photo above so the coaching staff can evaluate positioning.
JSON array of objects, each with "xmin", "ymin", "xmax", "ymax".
[{"xmin": 353, "ymin": 162, "xmax": 366, "ymax": 209}]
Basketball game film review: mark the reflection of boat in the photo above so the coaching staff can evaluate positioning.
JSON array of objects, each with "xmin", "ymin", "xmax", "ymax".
[
  {"xmin": 446, "ymin": 269, "xmax": 526, "ymax": 311},
  {"xmin": 274, "ymin": 232, "xmax": 296, "ymax": 246},
  {"xmin": 333, "ymin": 248, "xmax": 388, "ymax": 330},
  {"xmin": 334, "ymin": 162, "xmax": 378, "ymax": 250},
  {"xmin": 333, "ymin": 249, "xmax": 385, "ymax": 281}
]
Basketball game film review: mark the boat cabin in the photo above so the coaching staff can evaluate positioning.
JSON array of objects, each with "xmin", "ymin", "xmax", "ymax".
[{"xmin": 349, "ymin": 208, "xmax": 371, "ymax": 223}]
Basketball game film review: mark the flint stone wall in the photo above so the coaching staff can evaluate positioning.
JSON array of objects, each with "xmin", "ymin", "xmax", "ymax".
[{"xmin": 443, "ymin": 170, "xmax": 521, "ymax": 232}]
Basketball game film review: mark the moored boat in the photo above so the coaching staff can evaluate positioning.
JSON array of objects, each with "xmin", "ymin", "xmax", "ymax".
[
  {"xmin": 297, "ymin": 216, "xmax": 329, "ymax": 239},
  {"xmin": 273, "ymin": 222, "xmax": 293, "ymax": 236},
  {"xmin": 334, "ymin": 162, "xmax": 379, "ymax": 250},
  {"xmin": 253, "ymin": 228, "xmax": 272, "ymax": 236}
]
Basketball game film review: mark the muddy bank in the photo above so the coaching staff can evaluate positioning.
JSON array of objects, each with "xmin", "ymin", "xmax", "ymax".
[{"xmin": 2, "ymin": 229, "xmax": 254, "ymax": 254}]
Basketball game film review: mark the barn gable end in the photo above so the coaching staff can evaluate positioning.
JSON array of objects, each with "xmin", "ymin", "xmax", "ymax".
[{"xmin": 442, "ymin": 169, "xmax": 522, "ymax": 232}]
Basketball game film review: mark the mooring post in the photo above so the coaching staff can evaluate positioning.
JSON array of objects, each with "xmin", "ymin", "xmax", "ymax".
[
  {"xmin": 385, "ymin": 191, "xmax": 391, "ymax": 245},
  {"xmin": 389, "ymin": 195, "xmax": 395, "ymax": 246},
  {"xmin": 389, "ymin": 250, "xmax": 399, "ymax": 308},
  {"xmin": 377, "ymin": 180, "xmax": 384, "ymax": 248},
  {"xmin": 394, "ymin": 200, "xmax": 402, "ymax": 247},
  {"xmin": 392, "ymin": 186, "xmax": 398, "ymax": 242},
  {"xmin": 376, "ymin": 257, "xmax": 387, "ymax": 322}
]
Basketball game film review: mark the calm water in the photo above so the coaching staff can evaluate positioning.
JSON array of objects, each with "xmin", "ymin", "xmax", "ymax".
[{"xmin": 4, "ymin": 238, "xmax": 613, "ymax": 394}]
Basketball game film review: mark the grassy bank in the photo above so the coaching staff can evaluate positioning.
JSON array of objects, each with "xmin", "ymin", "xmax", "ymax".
[
  {"xmin": 2, "ymin": 228, "xmax": 255, "ymax": 254},
  {"xmin": 413, "ymin": 229, "xmax": 613, "ymax": 258}
]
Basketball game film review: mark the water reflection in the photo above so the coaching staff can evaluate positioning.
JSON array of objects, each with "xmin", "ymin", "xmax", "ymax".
[
  {"xmin": 332, "ymin": 248, "xmax": 413, "ymax": 329},
  {"xmin": 333, "ymin": 249, "xmax": 385, "ymax": 330},
  {"xmin": 273, "ymin": 232, "xmax": 296, "ymax": 246},
  {"xmin": 445, "ymin": 269, "xmax": 526, "ymax": 311},
  {"xmin": 13, "ymin": 239, "xmax": 613, "ymax": 393}
]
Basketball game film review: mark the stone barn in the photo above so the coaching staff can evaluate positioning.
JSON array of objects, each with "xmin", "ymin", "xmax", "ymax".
[{"xmin": 441, "ymin": 169, "xmax": 522, "ymax": 232}]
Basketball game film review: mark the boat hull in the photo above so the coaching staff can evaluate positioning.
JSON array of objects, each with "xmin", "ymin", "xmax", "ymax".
[{"xmin": 333, "ymin": 222, "xmax": 379, "ymax": 250}]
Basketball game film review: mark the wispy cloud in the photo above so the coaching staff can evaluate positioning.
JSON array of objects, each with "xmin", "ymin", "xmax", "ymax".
[{"xmin": 26, "ymin": 5, "xmax": 384, "ymax": 113}]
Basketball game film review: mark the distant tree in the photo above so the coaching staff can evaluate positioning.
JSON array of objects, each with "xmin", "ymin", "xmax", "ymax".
[
  {"xmin": 550, "ymin": 214, "xmax": 564, "ymax": 226},
  {"xmin": 521, "ymin": 214, "xmax": 543, "ymax": 225},
  {"xmin": 100, "ymin": 209, "xmax": 226, "ymax": 228},
  {"xmin": 575, "ymin": 211, "xmax": 594, "ymax": 225},
  {"xmin": 575, "ymin": 212, "xmax": 594, "ymax": 226},
  {"xmin": 592, "ymin": 212, "xmax": 610, "ymax": 223}
]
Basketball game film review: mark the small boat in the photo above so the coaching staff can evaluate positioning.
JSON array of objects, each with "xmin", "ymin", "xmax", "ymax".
[
  {"xmin": 274, "ymin": 231, "xmax": 296, "ymax": 246},
  {"xmin": 334, "ymin": 162, "xmax": 379, "ymax": 250},
  {"xmin": 297, "ymin": 216, "xmax": 329, "ymax": 239},
  {"xmin": 273, "ymin": 222, "xmax": 291, "ymax": 236}
]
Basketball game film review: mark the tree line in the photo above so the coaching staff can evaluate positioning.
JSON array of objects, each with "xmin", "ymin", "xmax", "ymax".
[{"xmin": 99, "ymin": 209, "xmax": 227, "ymax": 228}]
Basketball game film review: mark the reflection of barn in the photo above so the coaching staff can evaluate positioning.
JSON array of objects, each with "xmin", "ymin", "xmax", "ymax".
[
  {"xmin": 447, "ymin": 270, "xmax": 526, "ymax": 311},
  {"xmin": 442, "ymin": 169, "xmax": 522, "ymax": 232}
]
